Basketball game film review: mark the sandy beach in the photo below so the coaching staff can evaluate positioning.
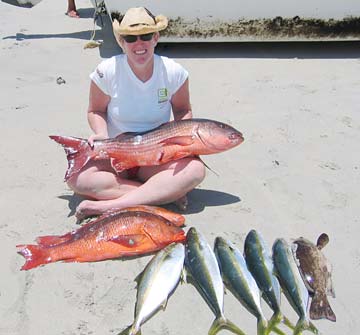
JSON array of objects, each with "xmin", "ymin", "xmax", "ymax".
[{"xmin": 1, "ymin": 0, "xmax": 360, "ymax": 334}]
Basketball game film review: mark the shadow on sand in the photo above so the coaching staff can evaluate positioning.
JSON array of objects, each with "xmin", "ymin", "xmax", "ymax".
[
  {"xmin": 58, "ymin": 194, "xmax": 84, "ymax": 218},
  {"xmin": 58, "ymin": 188, "xmax": 240, "ymax": 218}
]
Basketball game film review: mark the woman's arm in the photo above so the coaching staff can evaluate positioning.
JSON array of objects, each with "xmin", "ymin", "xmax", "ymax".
[
  {"xmin": 171, "ymin": 78, "xmax": 193, "ymax": 121},
  {"xmin": 87, "ymin": 81, "xmax": 111, "ymax": 144}
]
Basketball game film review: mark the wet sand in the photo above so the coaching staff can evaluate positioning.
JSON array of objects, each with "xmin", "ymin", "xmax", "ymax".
[{"xmin": 1, "ymin": 0, "xmax": 360, "ymax": 334}]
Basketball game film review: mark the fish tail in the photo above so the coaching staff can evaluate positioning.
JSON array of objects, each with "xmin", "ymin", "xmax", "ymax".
[
  {"xmin": 49, "ymin": 135, "xmax": 91, "ymax": 181},
  {"xmin": 268, "ymin": 311, "xmax": 295, "ymax": 331},
  {"xmin": 117, "ymin": 325, "xmax": 141, "ymax": 335},
  {"xmin": 281, "ymin": 315, "xmax": 295, "ymax": 331},
  {"xmin": 209, "ymin": 316, "xmax": 246, "ymax": 335},
  {"xmin": 265, "ymin": 312, "xmax": 292, "ymax": 335},
  {"xmin": 293, "ymin": 318, "xmax": 306, "ymax": 335},
  {"xmin": 16, "ymin": 244, "xmax": 52, "ymax": 270},
  {"xmin": 294, "ymin": 317, "xmax": 320, "ymax": 335},
  {"xmin": 310, "ymin": 292, "xmax": 336, "ymax": 322},
  {"xmin": 257, "ymin": 318, "xmax": 268, "ymax": 335}
]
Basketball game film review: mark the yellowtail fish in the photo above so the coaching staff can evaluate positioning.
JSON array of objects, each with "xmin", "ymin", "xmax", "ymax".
[
  {"xmin": 273, "ymin": 238, "xmax": 318, "ymax": 335},
  {"xmin": 119, "ymin": 243, "xmax": 185, "ymax": 335},
  {"xmin": 185, "ymin": 228, "xmax": 245, "ymax": 335},
  {"xmin": 244, "ymin": 230, "xmax": 295, "ymax": 332},
  {"xmin": 214, "ymin": 237, "xmax": 268, "ymax": 335}
]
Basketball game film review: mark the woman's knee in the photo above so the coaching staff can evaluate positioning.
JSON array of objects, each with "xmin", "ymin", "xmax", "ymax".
[
  {"xmin": 66, "ymin": 171, "xmax": 95, "ymax": 197},
  {"xmin": 184, "ymin": 158, "xmax": 206, "ymax": 185}
]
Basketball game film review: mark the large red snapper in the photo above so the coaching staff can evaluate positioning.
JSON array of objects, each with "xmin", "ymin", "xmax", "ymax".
[
  {"xmin": 50, "ymin": 118, "xmax": 244, "ymax": 181},
  {"xmin": 16, "ymin": 211, "xmax": 186, "ymax": 270}
]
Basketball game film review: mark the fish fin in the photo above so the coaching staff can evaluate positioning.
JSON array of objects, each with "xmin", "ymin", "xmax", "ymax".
[
  {"xmin": 49, "ymin": 135, "xmax": 91, "ymax": 181},
  {"xmin": 327, "ymin": 275, "xmax": 336, "ymax": 298},
  {"xmin": 170, "ymin": 151, "xmax": 192, "ymax": 160},
  {"xmin": 36, "ymin": 233, "xmax": 72, "ymax": 247},
  {"xmin": 316, "ymin": 233, "xmax": 329, "ymax": 250},
  {"xmin": 209, "ymin": 316, "xmax": 246, "ymax": 335},
  {"xmin": 180, "ymin": 267, "xmax": 187, "ymax": 284},
  {"xmin": 108, "ymin": 234, "xmax": 146, "ymax": 247},
  {"xmin": 310, "ymin": 292, "xmax": 336, "ymax": 322},
  {"xmin": 160, "ymin": 135, "xmax": 194, "ymax": 146},
  {"xmin": 160, "ymin": 298, "xmax": 169, "ymax": 310},
  {"xmin": 16, "ymin": 244, "xmax": 51, "ymax": 270},
  {"xmin": 111, "ymin": 158, "xmax": 128, "ymax": 173},
  {"xmin": 197, "ymin": 156, "xmax": 219, "ymax": 176},
  {"xmin": 134, "ymin": 267, "xmax": 146, "ymax": 288}
]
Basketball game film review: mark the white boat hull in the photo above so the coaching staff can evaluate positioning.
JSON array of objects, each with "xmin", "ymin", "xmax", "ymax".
[{"xmin": 99, "ymin": 0, "xmax": 360, "ymax": 41}]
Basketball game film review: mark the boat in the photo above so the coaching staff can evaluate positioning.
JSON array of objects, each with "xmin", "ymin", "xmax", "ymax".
[{"xmin": 94, "ymin": 0, "xmax": 360, "ymax": 42}]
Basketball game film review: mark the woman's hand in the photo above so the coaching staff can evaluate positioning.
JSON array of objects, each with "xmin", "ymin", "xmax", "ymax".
[{"xmin": 87, "ymin": 133, "xmax": 108, "ymax": 148}]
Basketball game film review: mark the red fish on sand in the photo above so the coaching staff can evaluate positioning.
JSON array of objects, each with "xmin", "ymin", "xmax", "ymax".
[
  {"xmin": 16, "ymin": 211, "xmax": 186, "ymax": 271},
  {"xmin": 50, "ymin": 118, "xmax": 244, "ymax": 181},
  {"xmin": 116, "ymin": 205, "xmax": 185, "ymax": 227},
  {"xmin": 36, "ymin": 206, "xmax": 185, "ymax": 248},
  {"xmin": 81, "ymin": 205, "xmax": 185, "ymax": 227}
]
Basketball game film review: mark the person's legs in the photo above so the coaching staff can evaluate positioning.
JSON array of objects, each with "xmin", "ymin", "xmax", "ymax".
[
  {"xmin": 66, "ymin": 0, "xmax": 79, "ymax": 18},
  {"xmin": 72, "ymin": 157, "xmax": 206, "ymax": 219},
  {"xmin": 67, "ymin": 160, "xmax": 141, "ymax": 200}
]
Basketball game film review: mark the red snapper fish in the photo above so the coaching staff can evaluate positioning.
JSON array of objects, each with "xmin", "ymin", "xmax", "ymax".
[
  {"xmin": 16, "ymin": 210, "xmax": 186, "ymax": 271},
  {"xmin": 50, "ymin": 118, "xmax": 244, "ymax": 181},
  {"xmin": 35, "ymin": 205, "xmax": 185, "ymax": 248},
  {"xmin": 94, "ymin": 205, "xmax": 185, "ymax": 227}
]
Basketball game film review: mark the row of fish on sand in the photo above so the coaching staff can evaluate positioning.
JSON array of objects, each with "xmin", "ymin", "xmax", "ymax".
[
  {"xmin": 15, "ymin": 118, "xmax": 335, "ymax": 334},
  {"xmin": 116, "ymin": 228, "xmax": 336, "ymax": 335},
  {"xmin": 16, "ymin": 204, "xmax": 335, "ymax": 335}
]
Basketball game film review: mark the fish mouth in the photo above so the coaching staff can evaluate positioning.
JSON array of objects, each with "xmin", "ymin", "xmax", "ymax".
[
  {"xmin": 197, "ymin": 129, "xmax": 244, "ymax": 151},
  {"xmin": 174, "ymin": 231, "xmax": 186, "ymax": 243},
  {"xmin": 229, "ymin": 132, "xmax": 244, "ymax": 142}
]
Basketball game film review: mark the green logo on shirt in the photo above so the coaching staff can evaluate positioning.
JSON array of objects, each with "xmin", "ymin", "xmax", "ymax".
[{"xmin": 158, "ymin": 88, "xmax": 168, "ymax": 103}]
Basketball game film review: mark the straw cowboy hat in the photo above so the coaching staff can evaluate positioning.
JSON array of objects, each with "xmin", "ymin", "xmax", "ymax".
[{"xmin": 113, "ymin": 7, "xmax": 168, "ymax": 37}]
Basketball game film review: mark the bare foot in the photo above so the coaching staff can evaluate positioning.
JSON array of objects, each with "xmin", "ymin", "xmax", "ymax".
[
  {"xmin": 66, "ymin": 10, "xmax": 79, "ymax": 18},
  {"xmin": 75, "ymin": 200, "xmax": 103, "ymax": 221},
  {"xmin": 174, "ymin": 195, "xmax": 188, "ymax": 211}
]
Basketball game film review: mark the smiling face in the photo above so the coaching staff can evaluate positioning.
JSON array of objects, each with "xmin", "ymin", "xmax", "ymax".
[{"xmin": 118, "ymin": 32, "xmax": 159, "ymax": 75}]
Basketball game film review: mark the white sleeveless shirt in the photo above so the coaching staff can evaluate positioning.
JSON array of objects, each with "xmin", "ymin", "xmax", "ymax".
[{"xmin": 90, "ymin": 54, "xmax": 188, "ymax": 137}]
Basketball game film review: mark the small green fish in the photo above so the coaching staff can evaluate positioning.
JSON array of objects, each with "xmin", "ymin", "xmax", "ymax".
[
  {"xmin": 185, "ymin": 228, "xmax": 245, "ymax": 335},
  {"xmin": 119, "ymin": 243, "xmax": 185, "ymax": 335},
  {"xmin": 214, "ymin": 237, "xmax": 268, "ymax": 335},
  {"xmin": 244, "ymin": 230, "xmax": 294, "ymax": 332},
  {"xmin": 273, "ymin": 238, "xmax": 318, "ymax": 335}
]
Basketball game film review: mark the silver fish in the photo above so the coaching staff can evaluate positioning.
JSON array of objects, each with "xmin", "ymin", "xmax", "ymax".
[
  {"xmin": 119, "ymin": 243, "xmax": 185, "ymax": 335},
  {"xmin": 185, "ymin": 228, "xmax": 245, "ymax": 335},
  {"xmin": 273, "ymin": 238, "xmax": 318, "ymax": 335},
  {"xmin": 214, "ymin": 237, "xmax": 268, "ymax": 335},
  {"xmin": 293, "ymin": 233, "xmax": 336, "ymax": 322}
]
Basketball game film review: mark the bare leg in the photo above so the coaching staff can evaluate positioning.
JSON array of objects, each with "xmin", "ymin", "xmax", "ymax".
[
  {"xmin": 68, "ymin": 158, "xmax": 206, "ymax": 219},
  {"xmin": 67, "ymin": 0, "xmax": 79, "ymax": 18}
]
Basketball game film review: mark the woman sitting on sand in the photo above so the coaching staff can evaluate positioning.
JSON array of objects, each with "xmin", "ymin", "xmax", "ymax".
[{"xmin": 67, "ymin": 7, "xmax": 206, "ymax": 219}]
